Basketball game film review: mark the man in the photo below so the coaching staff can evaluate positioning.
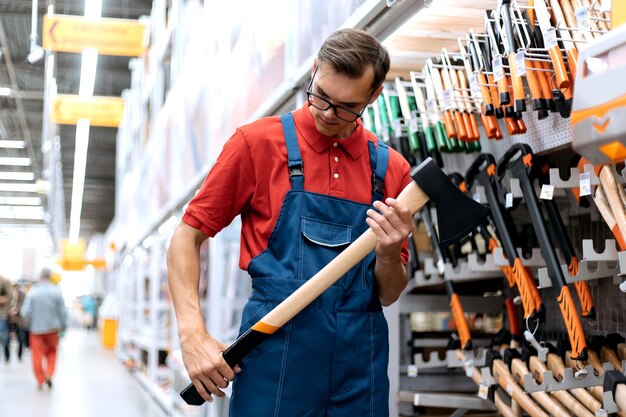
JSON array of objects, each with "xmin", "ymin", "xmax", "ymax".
[
  {"xmin": 0, "ymin": 274, "xmax": 14, "ymax": 363},
  {"xmin": 168, "ymin": 28, "xmax": 413, "ymax": 416},
  {"xmin": 20, "ymin": 268, "xmax": 68, "ymax": 389}
]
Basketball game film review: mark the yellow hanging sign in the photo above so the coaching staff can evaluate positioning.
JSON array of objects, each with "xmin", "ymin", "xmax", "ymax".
[
  {"xmin": 50, "ymin": 95, "xmax": 125, "ymax": 127},
  {"xmin": 43, "ymin": 14, "xmax": 145, "ymax": 56}
]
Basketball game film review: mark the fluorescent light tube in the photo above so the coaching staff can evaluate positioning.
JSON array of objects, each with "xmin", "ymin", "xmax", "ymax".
[
  {"xmin": 0, "ymin": 157, "xmax": 31, "ymax": 166},
  {"xmin": 0, "ymin": 140, "xmax": 26, "ymax": 149},
  {"xmin": 69, "ymin": 118, "xmax": 89, "ymax": 243},
  {"xmin": 0, "ymin": 196, "xmax": 41, "ymax": 205},
  {"xmin": 0, "ymin": 183, "xmax": 38, "ymax": 192},
  {"xmin": 0, "ymin": 87, "xmax": 12, "ymax": 96},
  {"xmin": 79, "ymin": 48, "xmax": 98, "ymax": 98},
  {"xmin": 0, "ymin": 205, "xmax": 44, "ymax": 220},
  {"xmin": 0, "ymin": 172, "xmax": 35, "ymax": 181}
]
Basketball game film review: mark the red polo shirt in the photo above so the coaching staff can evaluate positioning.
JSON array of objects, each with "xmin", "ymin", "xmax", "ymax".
[{"xmin": 183, "ymin": 103, "xmax": 412, "ymax": 270}]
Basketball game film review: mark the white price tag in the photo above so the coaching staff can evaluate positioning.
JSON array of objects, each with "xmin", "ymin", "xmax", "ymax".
[
  {"xmin": 540, "ymin": 184, "xmax": 555, "ymax": 200},
  {"xmin": 393, "ymin": 119, "xmax": 403, "ymax": 138},
  {"xmin": 505, "ymin": 384, "xmax": 514, "ymax": 395},
  {"xmin": 473, "ymin": 192, "xmax": 482, "ymax": 203},
  {"xmin": 465, "ymin": 362, "xmax": 473, "ymax": 377},
  {"xmin": 409, "ymin": 116, "xmax": 419, "ymax": 133},
  {"xmin": 579, "ymin": 172, "xmax": 592, "ymax": 196},
  {"xmin": 515, "ymin": 51, "xmax": 526, "ymax": 77},
  {"xmin": 600, "ymin": 0, "xmax": 611, "ymax": 13},
  {"xmin": 575, "ymin": 6, "xmax": 592, "ymax": 34},
  {"xmin": 407, "ymin": 364, "xmax": 418, "ymax": 378},
  {"xmin": 544, "ymin": 29, "xmax": 558, "ymax": 49},
  {"xmin": 505, "ymin": 192, "xmax": 513, "ymax": 208},
  {"xmin": 443, "ymin": 89, "xmax": 454, "ymax": 110},
  {"xmin": 493, "ymin": 56, "xmax": 504, "ymax": 82},
  {"xmin": 427, "ymin": 99, "xmax": 437, "ymax": 120},
  {"xmin": 478, "ymin": 384, "xmax": 490, "ymax": 400},
  {"xmin": 470, "ymin": 73, "xmax": 480, "ymax": 98},
  {"xmin": 596, "ymin": 409, "xmax": 608, "ymax": 417}
]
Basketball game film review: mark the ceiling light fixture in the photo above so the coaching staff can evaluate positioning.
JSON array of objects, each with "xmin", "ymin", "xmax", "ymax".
[
  {"xmin": 0, "ymin": 157, "xmax": 31, "ymax": 166},
  {"xmin": 0, "ymin": 196, "xmax": 41, "ymax": 206},
  {"xmin": 0, "ymin": 183, "xmax": 38, "ymax": 192},
  {"xmin": 0, "ymin": 205, "xmax": 45, "ymax": 220},
  {"xmin": 0, "ymin": 87, "xmax": 13, "ymax": 96}
]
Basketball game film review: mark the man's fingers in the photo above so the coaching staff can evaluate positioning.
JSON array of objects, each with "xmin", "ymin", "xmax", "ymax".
[{"xmin": 192, "ymin": 379, "xmax": 215, "ymax": 403}]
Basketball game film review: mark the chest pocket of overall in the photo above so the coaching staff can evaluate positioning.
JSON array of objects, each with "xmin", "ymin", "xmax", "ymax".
[{"xmin": 299, "ymin": 216, "xmax": 352, "ymax": 288}]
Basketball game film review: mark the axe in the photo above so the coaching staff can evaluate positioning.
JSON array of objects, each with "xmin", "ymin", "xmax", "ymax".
[{"xmin": 181, "ymin": 157, "xmax": 490, "ymax": 405}]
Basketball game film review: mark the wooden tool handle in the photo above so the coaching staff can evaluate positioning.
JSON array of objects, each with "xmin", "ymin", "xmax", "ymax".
[
  {"xmin": 593, "ymin": 184, "xmax": 626, "ymax": 250},
  {"xmin": 601, "ymin": 346, "xmax": 623, "ymax": 371},
  {"xmin": 599, "ymin": 166, "xmax": 626, "ymax": 246},
  {"xmin": 507, "ymin": 52, "xmax": 527, "ymax": 109},
  {"xmin": 493, "ymin": 360, "xmax": 549, "ymax": 417},
  {"xmin": 547, "ymin": 353, "xmax": 603, "ymax": 413}
]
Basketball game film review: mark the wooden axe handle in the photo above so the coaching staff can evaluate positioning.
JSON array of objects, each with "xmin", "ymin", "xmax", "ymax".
[
  {"xmin": 599, "ymin": 166, "xmax": 626, "ymax": 249},
  {"xmin": 512, "ymin": 359, "xmax": 571, "ymax": 417},
  {"xmin": 601, "ymin": 346, "xmax": 624, "ymax": 371},
  {"xmin": 493, "ymin": 360, "xmax": 549, "ymax": 417},
  {"xmin": 593, "ymin": 184, "xmax": 626, "ymax": 250},
  {"xmin": 547, "ymin": 353, "xmax": 602, "ymax": 413}
]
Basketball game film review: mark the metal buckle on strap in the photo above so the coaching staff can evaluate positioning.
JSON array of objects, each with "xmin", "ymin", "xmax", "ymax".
[
  {"xmin": 372, "ymin": 173, "xmax": 384, "ymax": 197},
  {"xmin": 289, "ymin": 162, "xmax": 304, "ymax": 177}
]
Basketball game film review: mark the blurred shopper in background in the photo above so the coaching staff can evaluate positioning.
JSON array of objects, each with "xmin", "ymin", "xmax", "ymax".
[
  {"xmin": 0, "ymin": 274, "xmax": 14, "ymax": 363},
  {"xmin": 8, "ymin": 281, "xmax": 29, "ymax": 361},
  {"xmin": 20, "ymin": 268, "xmax": 68, "ymax": 389}
]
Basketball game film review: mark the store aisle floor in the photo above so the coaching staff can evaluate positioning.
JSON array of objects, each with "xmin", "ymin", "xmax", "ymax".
[{"xmin": 0, "ymin": 328, "xmax": 166, "ymax": 417}]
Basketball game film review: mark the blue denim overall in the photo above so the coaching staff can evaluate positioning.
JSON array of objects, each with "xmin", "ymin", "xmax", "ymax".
[{"xmin": 230, "ymin": 113, "xmax": 390, "ymax": 417}]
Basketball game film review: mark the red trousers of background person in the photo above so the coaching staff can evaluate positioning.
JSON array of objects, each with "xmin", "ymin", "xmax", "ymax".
[{"xmin": 29, "ymin": 331, "xmax": 59, "ymax": 386}]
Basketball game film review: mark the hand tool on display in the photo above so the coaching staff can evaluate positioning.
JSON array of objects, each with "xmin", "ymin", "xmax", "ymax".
[
  {"xmin": 410, "ymin": 71, "xmax": 439, "ymax": 154},
  {"xmin": 545, "ymin": 345, "xmax": 603, "ymax": 413},
  {"xmin": 496, "ymin": 143, "xmax": 588, "ymax": 361},
  {"xmin": 603, "ymin": 370, "xmax": 626, "ymax": 413},
  {"xmin": 593, "ymin": 184, "xmax": 626, "ymax": 250},
  {"xmin": 548, "ymin": 0, "xmax": 579, "ymax": 79},
  {"xmin": 558, "ymin": 341, "xmax": 605, "ymax": 402},
  {"xmin": 486, "ymin": 13, "xmax": 511, "ymax": 107},
  {"xmin": 487, "ymin": 350, "xmax": 549, "ymax": 417},
  {"xmin": 591, "ymin": 336, "xmax": 623, "ymax": 371},
  {"xmin": 426, "ymin": 61, "xmax": 461, "ymax": 151},
  {"xmin": 523, "ymin": 346, "xmax": 596, "ymax": 417},
  {"xmin": 454, "ymin": 64, "xmax": 482, "ymax": 147},
  {"xmin": 560, "ymin": 0, "xmax": 595, "ymax": 44},
  {"xmin": 477, "ymin": 31, "xmax": 505, "ymax": 121},
  {"xmin": 599, "ymin": 166, "xmax": 626, "ymax": 246},
  {"xmin": 526, "ymin": 17, "xmax": 558, "ymax": 114},
  {"xmin": 607, "ymin": 333, "xmax": 626, "ymax": 361},
  {"xmin": 466, "ymin": 153, "xmax": 544, "ymax": 325},
  {"xmin": 422, "ymin": 69, "xmax": 452, "ymax": 153},
  {"xmin": 504, "ymin": 348, "xmax": 573, "ymax": 417},
  {"xmin": 533, "ymin": 157, "xmax": 596, "ymax": 319},
  {"xmin": 439, "ymin": 53, "xmax": 469, "ymax": 143},
  {"xmin": 383, "ymin": 86, "xmax": 416, "ymax": 166},
  {"xmin": 375, "ymin": 94, "xmax": 394, "ymax": 143},
  {"xmin": 395, "ymin": 77, "xmax": 420, "ymax": 155},
  {"xmin": 181, "ymin": 157, "xmax": 491, "ymax": 405},
  {"xmin": 533, "ymin": 0, "xmax": 571, "ymax": 91}
]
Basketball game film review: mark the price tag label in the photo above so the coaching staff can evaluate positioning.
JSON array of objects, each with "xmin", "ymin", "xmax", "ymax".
[
  {"xmin": 409, "ymin": 116, "xmax": 419, "ymax": 133},
  {"xmin": 515, "ymin": 51, "xmax": 526, "ymax": 77},
  {"xmin": 505, "ymin": 192, "xmax": 514, "ymax": 208},
  {"xmin": 478, "ymin": 384, "xmax": 489, "ymax": 400},
  {"xmin": 470, "ymin": 73, "xmax": 480, "ymax": 98},
  {"xmin": 443, "ymin": 89, "xmax": 454, "ymax": 110},
  {"xmin": 493, "ymin": 56, "xmax": 504, "ymax": 82},
  {"xmin": 427, "ymin": 99, "xmax": 437, "ymax": 120},
  {"xmin": 465, "ymin": 362, "xmax": 473, "ymax": 377},
  {"xmin": 575, "ymin": 6, "xmax": 592, "ymax": 34},
  {"xmin": 393, "ymin": 119, "xmax": 403, "ymax": 138},
  {"xmin": 505, "ymin": 384, "xmax": 514, "ymax": 395},
  {"xmin": 579, "ymin": 172, "xmax": 592, "ymax": 196},
  {"xmin": 407, "ymin": 364, "xmax": 418, "ymax": 378},
  {"xmin": 540, "ymin": 184, "xmax": 555, "ymax": 200},
  {"xmin": 473, "ymin": 192, "xmax": 482, "ymax": 203},
  {"xmin": 596, "ymin": 409, "xmax": 608, "ymax": 417},
  {"xmin": 544, "ymin": 29, "xmax": 558, "ymax": 49}
]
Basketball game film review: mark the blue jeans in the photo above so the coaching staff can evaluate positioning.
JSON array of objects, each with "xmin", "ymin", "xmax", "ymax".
[{"xmin": 0, "ymin": 319, "xmax": 9, "ymax": 361}]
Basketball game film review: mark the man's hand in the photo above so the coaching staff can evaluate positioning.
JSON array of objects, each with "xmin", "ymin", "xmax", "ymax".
[
  {"xmin": 366, "ymin": 197, "xmax": 414, "ymax": 258},
  {"xmin": 366, "ymin": 197, "xmax": 413, "ymax": 306},
  {"xmin": 180, "ymin": 331, "xmax": 241, "ymax": 403}
]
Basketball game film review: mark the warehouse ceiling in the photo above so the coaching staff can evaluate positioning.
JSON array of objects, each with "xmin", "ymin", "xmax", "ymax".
[{"xmin": 0, "ymin": 0, "xmax": 152, "ymax": 245}]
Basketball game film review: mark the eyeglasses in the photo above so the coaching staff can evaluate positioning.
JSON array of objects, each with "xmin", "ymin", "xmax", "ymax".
[{"xmin": 306, "ymin": 67, "xmax": 373, "ymax": 123}]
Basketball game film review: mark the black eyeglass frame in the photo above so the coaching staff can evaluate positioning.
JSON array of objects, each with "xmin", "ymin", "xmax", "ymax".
[{"xmin": 305, "ymin": 66, "xmax": 375, "ymax": 123}]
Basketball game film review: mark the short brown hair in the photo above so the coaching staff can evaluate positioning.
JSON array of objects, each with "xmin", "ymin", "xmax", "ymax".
[{"xmin": 317, "ymin": 28, "xmax": 390, "ymax": 91}]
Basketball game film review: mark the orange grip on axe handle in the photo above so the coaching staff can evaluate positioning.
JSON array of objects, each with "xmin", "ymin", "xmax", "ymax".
[
  {"xmin": 524, "ymin": 59, "xmax": 543, "ymax": 104},
  {"xmin": 516, "ymin": 117, "xmax": 527, "ymax": 134},
  {"xmin": 536, "ymin": 60, "xmax": 554, "ymax": 101},
  {"xmin": 504, "ymin": 113, "xmax": 519, "ymax": 135},
  {"xmin": 508, "ymin": 52, "xmax": 527, "ymax": 109},
  {"xmin": 454, "ymin": 110, "xmax": 468, "ymax": 141},
  {"xmin": 613, "ymin": 225, "xmax": 626, "ymax": 251},
  {"xmin": 443, "ymin": 111, "xmax": 457, "ymax": 139},
  {"xmin": 450, "ymin": 293, "xmax": 472, "ymax": 350},
  {"xmin": 513, "ymin": 258, "xmax": 538, "ymax": 320},
  {"xmin": 467, "ymin": 112, "xmax": 480, "ymax": 141},
  {"xmin": 478, "ymin": 73, "xmax": 494, "ymax": 113},
  {"xmin": 525, "ymin": 265, "xmax": 544, "ymax": 320},
  {"xmin": 494, "ymin": 116, "xmax": 504, "ymax": 139},
  {"xmin": 505, "ymin": 297, "xmax": 521, "ymax": 337},
  {"xmin": 569, "ymin": 254, "xmax": 594, "ymax": 318},
  {"xmin": 487, "ymin": 74, "xmax": 502, "ymax": 109},
  {"xmin": 480, "ymin": 113, "xmax": 497, "ymax": 139},
  {"xmin": 557, "ymin": 285, "xmax": 588, "ymax": 361},
  {"xmin": 548, "ymin": 45, "xmax": 570, "ymax": 90}
]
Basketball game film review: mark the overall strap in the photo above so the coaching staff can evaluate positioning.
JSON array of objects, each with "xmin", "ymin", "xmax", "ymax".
[
  {"xmin": 368, "ymin": 139, "xmax": 389, "ymax": 203},
  {"xmin": 280, "ymin": 113, "xmax": 304, "ymax": 190}
]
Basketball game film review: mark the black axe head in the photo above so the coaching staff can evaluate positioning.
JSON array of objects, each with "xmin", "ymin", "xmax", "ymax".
[{"xmin": 412, "ymin": 158, "xmax": 490, "ymax": 247}]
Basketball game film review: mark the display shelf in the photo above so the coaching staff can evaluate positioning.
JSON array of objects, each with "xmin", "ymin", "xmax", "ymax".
[
  {"xmin": 398, "ymin": 391, "xmax": 496, "ymax": 410},
  {"xmin": 583, "ymin": 239, "xmax": 620, "ymax": 261},
  {"xmin": 536, "ymin": 260, "xmax": 620, "ymax": 288}
]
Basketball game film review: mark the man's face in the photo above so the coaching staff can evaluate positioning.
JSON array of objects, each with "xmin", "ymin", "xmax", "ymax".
[{"xmin": 307, "ymin": 63, "xmax": 378, "ymax": 139}]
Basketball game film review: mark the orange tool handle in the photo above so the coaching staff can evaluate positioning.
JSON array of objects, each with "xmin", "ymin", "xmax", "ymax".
[
  {"xmin": 516, "ymin": 117, "xmax": 527, "ymax": 134},
  {"xmin": 478, "ymin": 73, "xmax": 493, "ymax": 113},
  {"xmin": 450, "ymin": 293, "xmax": 472, "ymax": 350},
  {"xmin": 524, "ymin": 59, "xmax": 543, "ymax": 102},
  {"xmin": 613, "ymin": 225, "xmax": 626, "ymax": 251},
  {"xmin": 505, "ymin": 297, "xmax": 521, "ymax": 337},
  {"xmin": 569, "ymin": 256, "xmax": 595, "ymax": 318},
  {"xmin": 513, "ymin": 258, "xmax": 538, "ymax": 320},
  {"xmin": 481, "ymin": 113, "xmax": 497, "ymax": 138},
  {"xmin": 454, "ymin": 111, "xmax": 468, "ymax": 141},
  {"xmin": 443, "ymin": 111, "xmax": 457, "ymax": 139},
  {"xmin": 467, "ymin": 112, "xmax": 480, "ymax": 141},
  {"xmin": 494, "ymin": 116, "xmax": 503, "ymax": 139},
  {"xmin": 497, "ymin": 72, "xmax": 510, "ymax": 106},
  {"xmin": 504, "ymin": 113, "xmax": 519, "ymax": 135},
  {"xmin": 557, "ymin": 285, "xmax": 588, "ymax": 361},
  {"xmin": 566, "ymin": 47, "xmax": 578, "ymax": 84},
  {"xmin": 536, "ymin": 60, "xmax": 553, "ymax": 100},
  {"xmin": 548, "ymin": 45, "xmax": 570, "ymax": 90},
  {"xmin": 508, "ymin": 52, "xmax": 527, "ymax": 107},
  {"xmin": 487, "ymin": 74, "xmax": 501, "ymax": 109}
]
